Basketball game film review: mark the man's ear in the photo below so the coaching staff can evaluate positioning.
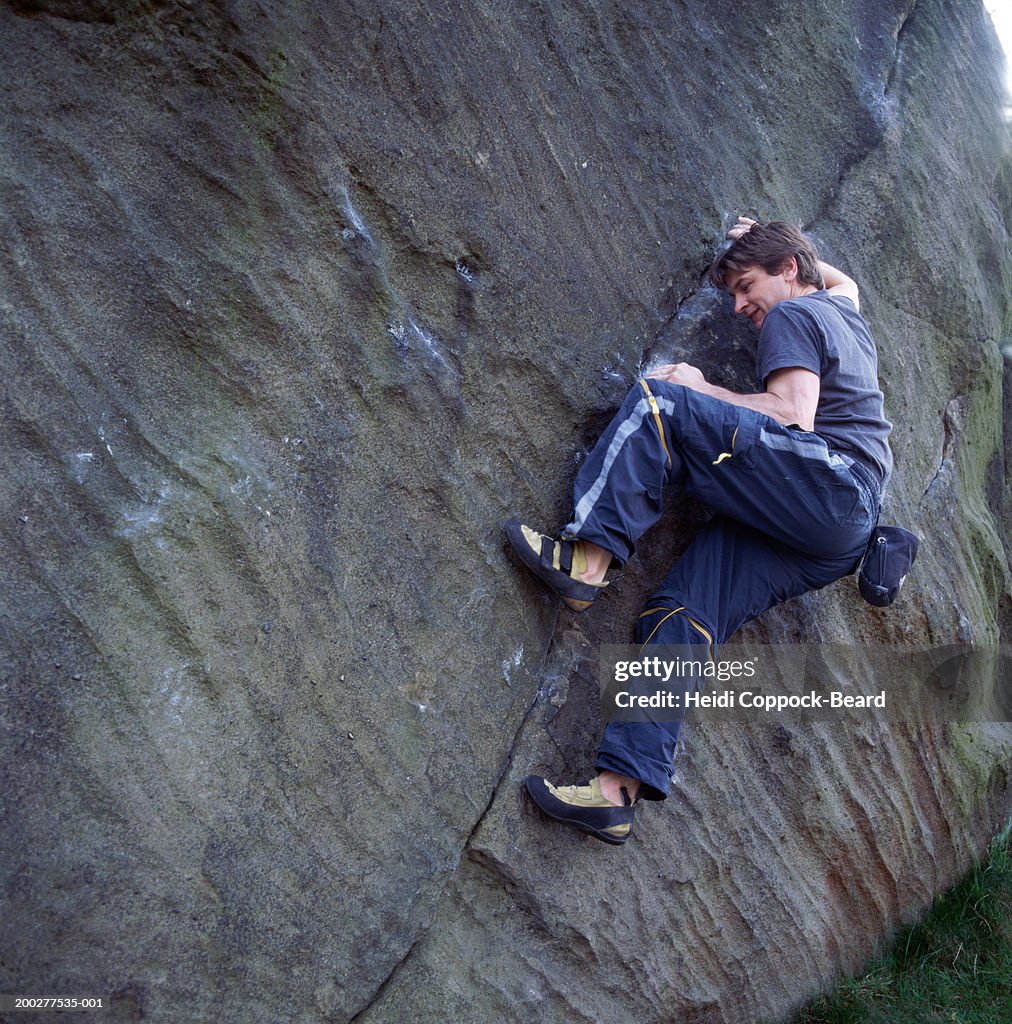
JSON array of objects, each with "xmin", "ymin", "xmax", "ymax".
[{"xmin": 780, "ymin": 256, "xmax": 799, "ymax": 281}]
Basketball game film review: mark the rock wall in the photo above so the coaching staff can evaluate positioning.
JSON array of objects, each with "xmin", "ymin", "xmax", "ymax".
[{"xmin": 1, "ymin": 1, "xmax": 1010, "ymax": 1022}]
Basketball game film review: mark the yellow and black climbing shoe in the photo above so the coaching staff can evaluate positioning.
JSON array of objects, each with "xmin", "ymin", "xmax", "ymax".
[
  {"xmin": 524, "ymin": 775, "xmax": 636, "ymax": 845},
  {"xmin": 505, "ymin": 518, "xmax": 607, "ymax": 611}
]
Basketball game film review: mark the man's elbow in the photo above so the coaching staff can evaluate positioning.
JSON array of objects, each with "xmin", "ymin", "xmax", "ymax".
[
  {"xmin": 835, "ymin": 279, "xmax": 860, "ymax": 311},
  {"xmin": 775, "ymin": 397, "xmax": 817, "ymax": 431},
  {"xmin": 764, "ymin": 368, "xmax": 820, "ymax": 430}
]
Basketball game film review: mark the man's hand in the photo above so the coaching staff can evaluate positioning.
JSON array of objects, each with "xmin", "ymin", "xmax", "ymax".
[
  {"xmin": 726, "ymin": 215, "xmax": 758, "ymax": 241},
  {"xmin": 648, "ymin": 362, "xmax": 708, "ymax": 390}
]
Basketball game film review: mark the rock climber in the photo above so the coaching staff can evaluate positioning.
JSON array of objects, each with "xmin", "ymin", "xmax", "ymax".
[{"xmin": 507, "ymin": 216, "xmax": 893, "ymax": 844}]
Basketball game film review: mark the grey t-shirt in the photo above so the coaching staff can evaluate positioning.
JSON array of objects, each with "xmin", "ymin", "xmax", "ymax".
[{"xmin": 755, "ymin": 290, "xmax": 893, "ymax": 489}]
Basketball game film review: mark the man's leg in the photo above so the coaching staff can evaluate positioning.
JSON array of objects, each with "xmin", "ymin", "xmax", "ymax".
[
  {"xmin": 562, "ymin": 378, "xmax": 688, "ymax": 563},
  {"xmin": 526, "ymin": 517, "xmax": 865, "ymax": 838},
  {"xmin": 518, "ymin": 382, "xmax": 876, "ymax": 838},
  {"xmin": 566, "ymin": 377, "xmax": 878, "ymax": 560},
  {"xmin": 506, "ymin": 380, "xmax": 696, "ymax": 610},
  {"xmin": 636, "ymin": 378, "xmax": 879, "ymax": 557},
  {"xmin": 510, "ymin": 378, "xmax": 876, "ymax": 611},
  {"xmin": 506, "ymin": 378, "xmax": 690, "ymax": 610},
  {"xmin": 595, "ymin": 516, "xmax": 865, "ymax": 801}
]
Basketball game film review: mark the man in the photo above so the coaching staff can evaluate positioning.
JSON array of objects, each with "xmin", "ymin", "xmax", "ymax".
[{"xmin": 507, "ymin": 217, "xmax": 892, "ymax": 845}]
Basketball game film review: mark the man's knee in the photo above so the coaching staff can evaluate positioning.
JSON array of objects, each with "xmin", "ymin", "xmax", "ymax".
[{"xmin": 635, "ymin": 600, "xmax": 716, "ymax": 648}]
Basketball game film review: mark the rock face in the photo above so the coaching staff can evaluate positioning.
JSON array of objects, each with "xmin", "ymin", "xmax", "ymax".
[{"xmin": 1, "ymin": 1, "xmax": 1010, "ymax": 1022}]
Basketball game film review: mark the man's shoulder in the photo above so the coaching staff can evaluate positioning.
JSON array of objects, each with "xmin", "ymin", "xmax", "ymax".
[
  {"xmin": 778, "ymin": 290, "xmax": 849, "ymax": 312},
  {"xmin": 768, "ymin": 291, "xmax": 860, "ymax": 331},
  {"xmin": 794, "ymin": 290, "xmax": 861, "ymax": 318},
  {"xmin": 760, "ymin": 296, "xmax": 821, "ymax": 339}
]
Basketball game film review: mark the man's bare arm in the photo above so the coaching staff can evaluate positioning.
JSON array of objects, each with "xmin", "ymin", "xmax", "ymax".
[
  {"xmin": 647, "ymin": 363, "xmax": 820, "ymax": 431},
  {"xmin": 819, "ymin": 260, "xmax": 860, "ymax": 310}
]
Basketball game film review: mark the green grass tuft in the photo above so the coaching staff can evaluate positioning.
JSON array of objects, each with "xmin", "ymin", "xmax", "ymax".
[{"xmin": 792, "ymin": 823, "xmax": 1012, "ymax": 1024}]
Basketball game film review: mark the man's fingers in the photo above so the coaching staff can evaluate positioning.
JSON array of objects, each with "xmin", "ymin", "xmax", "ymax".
[
  {"xmin": 726, "ymin": 215, "xmax": 758, "ymax": 241},
  {"xmin": 647, "ymin": 362, "xmax": 697, "ymax": 386},
  {"xmin": 648, "ymin": 363, "xmax": 683, "ymax": 380}
]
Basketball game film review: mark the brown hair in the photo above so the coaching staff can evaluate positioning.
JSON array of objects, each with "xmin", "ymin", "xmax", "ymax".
[{"xmin": 708, "ymin": 221, "xmax": 824, "ymax": 290}]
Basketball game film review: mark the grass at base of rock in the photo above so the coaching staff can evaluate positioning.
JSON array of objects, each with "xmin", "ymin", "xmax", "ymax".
[{"xmin": 791, "ymin": 823, "xmax": 1012, "ymax": 1024}]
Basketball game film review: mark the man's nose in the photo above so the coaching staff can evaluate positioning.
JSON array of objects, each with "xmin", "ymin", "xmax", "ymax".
[{"xmin": 734, "ymin": 293, "xmax": 748, "ymax": 314}]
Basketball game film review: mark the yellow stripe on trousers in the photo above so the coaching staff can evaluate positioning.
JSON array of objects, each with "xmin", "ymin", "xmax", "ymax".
[
  {"xmin": 638, "ymin": 379, "xmax": 672, "ymax": 471},
  {"xmin": 638, "ymin": 605, "xmax": 715, "ymax": 663}
]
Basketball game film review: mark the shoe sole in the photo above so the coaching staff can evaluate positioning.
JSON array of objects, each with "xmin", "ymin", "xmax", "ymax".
[
  {"xmin": 524, "ymin": 775, "xmax": 631, "ymax": 845},
  {"xmin": 504, "ymin": 519, "xmax": 600, "ymax": 612}
]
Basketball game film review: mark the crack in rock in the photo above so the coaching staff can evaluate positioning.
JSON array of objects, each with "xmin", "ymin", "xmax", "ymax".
[{"xmin": 346, "ymin": 618, "xmax": 558, "ymax": 1022}]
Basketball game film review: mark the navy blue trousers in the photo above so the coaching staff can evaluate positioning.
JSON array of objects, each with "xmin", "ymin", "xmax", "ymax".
[{"xmin": 563, "ymin": 378, "xmax": 880, "ymax": 800}]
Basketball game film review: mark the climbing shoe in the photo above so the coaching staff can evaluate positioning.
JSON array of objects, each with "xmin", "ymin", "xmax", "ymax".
[
  {"xmin": 524, "ymin": 775, "xmax": 636, "ymax": 845},
  {"xmin": 505, "ymin": 518, "xmax": 607, "ymax": 611}
]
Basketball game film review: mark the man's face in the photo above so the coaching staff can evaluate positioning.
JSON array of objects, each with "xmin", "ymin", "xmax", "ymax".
[{"xmin": 725, "ymin": 263, "xmax": 795, "ymax": 330}]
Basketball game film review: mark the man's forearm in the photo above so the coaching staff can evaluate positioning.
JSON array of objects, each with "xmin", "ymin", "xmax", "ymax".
[
  {"xmin": 647, "ymin": 362, "xmax": 819, "ymax": 430},
  {"xmin": 818, "ymin": 260, "xmax": 860, "ymax": 309},
  {"xmin": 691, "ymin": 381, "xmax": 800, "ymax": 427}
]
